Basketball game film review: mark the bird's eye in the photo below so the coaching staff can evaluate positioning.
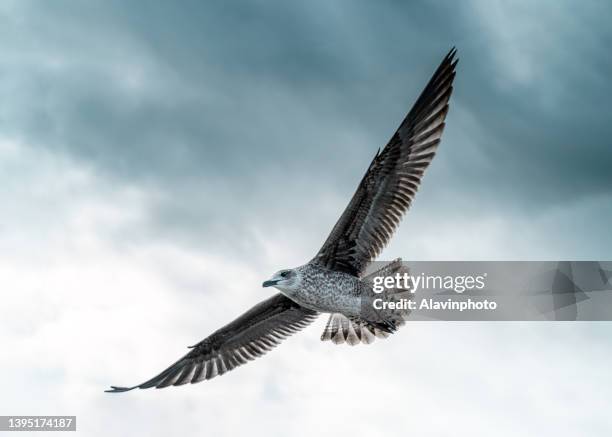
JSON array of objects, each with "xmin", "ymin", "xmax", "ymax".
[{"xmin": 280, "ymin": 271, "xmax": 289, "ymax": 278}]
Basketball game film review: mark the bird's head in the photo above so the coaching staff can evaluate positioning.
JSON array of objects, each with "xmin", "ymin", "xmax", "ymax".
[{"xmin": 262, "ymin": 268, "xmax": 300, "ymax": 292}]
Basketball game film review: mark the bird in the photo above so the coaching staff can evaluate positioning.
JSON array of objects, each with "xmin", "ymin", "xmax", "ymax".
[{"xmin": 106, "ymin": 48, "xmax": 458, "ymax": 393}]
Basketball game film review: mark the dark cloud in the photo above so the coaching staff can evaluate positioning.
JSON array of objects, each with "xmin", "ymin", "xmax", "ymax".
[{"xmin": 1, "ymin": 0, "xmax": 610, "ymax": 253}]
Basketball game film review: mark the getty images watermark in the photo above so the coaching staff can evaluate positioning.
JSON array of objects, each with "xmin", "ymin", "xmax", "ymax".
[
  {"xmin": 361, "ymin": 261, "xmax": 612, "ymax": 321},
  {"xmin": 371, "ymin": 270, "xmax": 497, "ymax": 312}
]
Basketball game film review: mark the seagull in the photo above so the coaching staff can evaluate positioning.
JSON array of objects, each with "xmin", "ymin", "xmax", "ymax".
[{"xmin": 106, "ymin": 48, "xmax": 458, "ymax": 393}]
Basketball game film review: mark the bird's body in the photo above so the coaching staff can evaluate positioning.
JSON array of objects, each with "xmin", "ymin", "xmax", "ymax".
[
  {"xmin": 107, "ymin": 48, "xmax": 458, "ymax": 393},
  {"xmin": 278, "ymin": 263, "xmax": 366, "ymax": 315}
]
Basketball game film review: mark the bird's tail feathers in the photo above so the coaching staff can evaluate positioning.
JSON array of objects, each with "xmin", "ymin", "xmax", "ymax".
[
  {"xmin": 321, "ymin": 259, "xmax": 411, "ymax": 346},
  {"xmin": 320, "ymin": 313, "xmax": 393, "ymax": 346}
]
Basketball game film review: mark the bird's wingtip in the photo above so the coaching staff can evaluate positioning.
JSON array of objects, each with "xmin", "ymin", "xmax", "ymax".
[
  {"xmin": 446, "ymin": 47, "xmax": 459, "ymax": 68},
  {"xmin": 105, "ymin": 385, "xmax": 136, "ymax": 393}
]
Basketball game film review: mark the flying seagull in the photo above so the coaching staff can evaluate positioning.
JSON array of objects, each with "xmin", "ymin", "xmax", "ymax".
[{"xmin": 106, "ymin": 48, "xmax": 458, "ymax": 393}]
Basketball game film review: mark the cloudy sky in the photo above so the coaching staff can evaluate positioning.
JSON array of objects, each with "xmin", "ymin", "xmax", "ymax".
[{"xmin": 1, "ymin": 1, "xmax": 611, "ymax": 436}]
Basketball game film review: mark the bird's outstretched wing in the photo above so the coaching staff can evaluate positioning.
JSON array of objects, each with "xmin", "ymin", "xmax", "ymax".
[
  {"xmin": 106, "ymin": 294, "xmax": 318, "ymax": 392},
  {"xmin": 313, "ymin": 48, "xmax": 458, "ymax": 277}
]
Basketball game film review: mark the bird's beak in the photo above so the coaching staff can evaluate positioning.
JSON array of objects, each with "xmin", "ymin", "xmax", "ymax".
[{"xmin": 262, "ymin": 279, "xmax": 278, "ymax": 288}]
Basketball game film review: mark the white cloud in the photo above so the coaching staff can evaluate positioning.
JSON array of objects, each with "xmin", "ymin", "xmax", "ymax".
[{"xmin": 1, "ymin": 137, "xmax": 611, "ymax": 436}]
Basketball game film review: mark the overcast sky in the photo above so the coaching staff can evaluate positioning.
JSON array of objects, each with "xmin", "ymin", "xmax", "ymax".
[{"xmin": 1, "ymin": 1, "xmax": 611, "ymax": 436}]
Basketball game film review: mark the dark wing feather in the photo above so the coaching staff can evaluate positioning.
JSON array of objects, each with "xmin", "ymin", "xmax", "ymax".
[
  {"xmin": 313, "ymin": 48, "xmax": 458, "ymax": 276},
  {"xmin": 106, "ymin": 294, "xmax": 318, "ymax": 392}
]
